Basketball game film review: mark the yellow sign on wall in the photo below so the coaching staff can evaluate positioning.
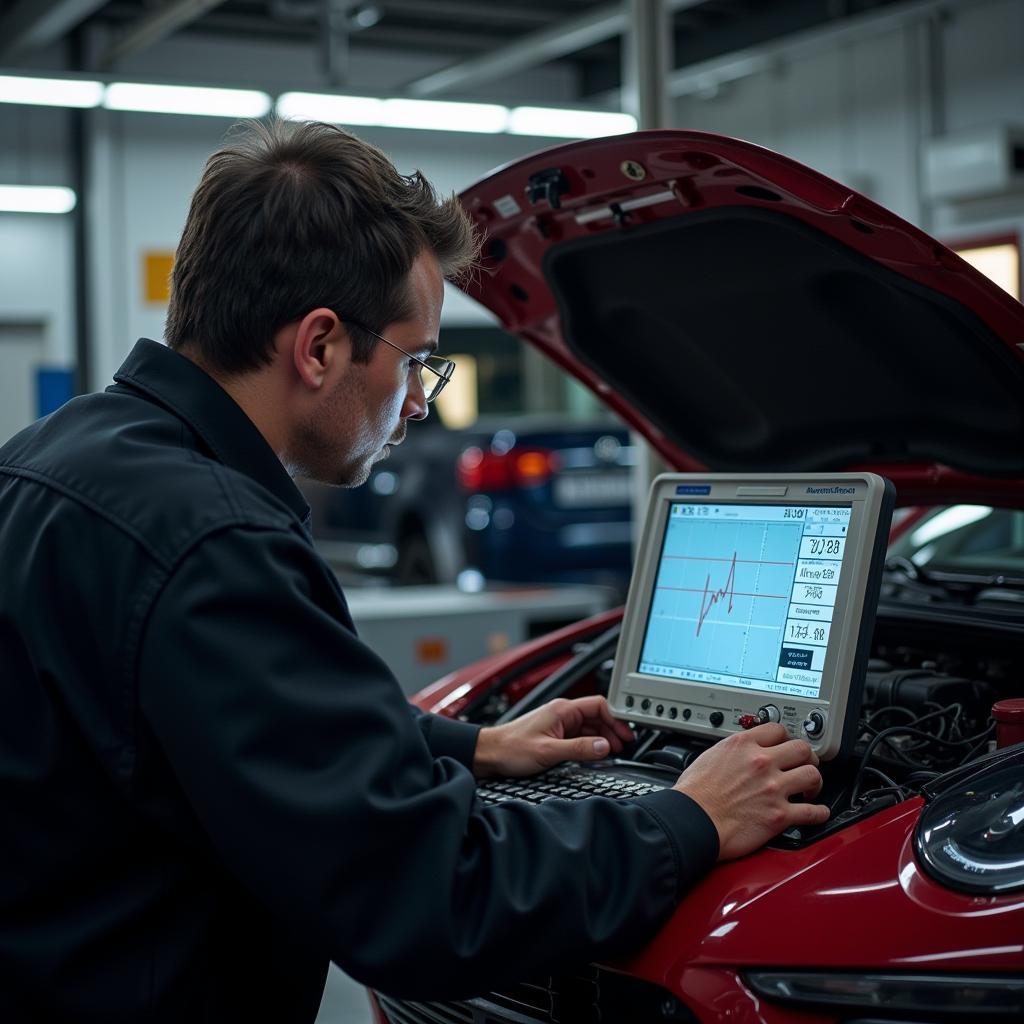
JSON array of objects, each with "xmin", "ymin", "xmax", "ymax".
[{"xmin": 143, "ymin": 251, "xmax": 175, "ymax": 304}]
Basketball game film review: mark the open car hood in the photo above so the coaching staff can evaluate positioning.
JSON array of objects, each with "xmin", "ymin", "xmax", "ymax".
[{"xmin": 457, "ymin": 131, "xmax": 1024, "ymax": 505}]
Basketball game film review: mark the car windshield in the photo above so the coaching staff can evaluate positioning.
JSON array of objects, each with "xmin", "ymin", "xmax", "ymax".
[{"xmin": 889, "ymin": 505, "xmax": 1024, "ymax": 574}]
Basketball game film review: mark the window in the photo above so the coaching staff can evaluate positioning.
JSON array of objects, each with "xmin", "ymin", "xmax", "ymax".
[{"xmin": 950, "ymin": 235, "xmax": 1021, "ymax": 301}]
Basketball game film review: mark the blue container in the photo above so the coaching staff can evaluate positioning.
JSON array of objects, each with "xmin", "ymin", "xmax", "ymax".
[{"xmin": 36, "ymin": 367, "xmax": 75, "ymax": 418}]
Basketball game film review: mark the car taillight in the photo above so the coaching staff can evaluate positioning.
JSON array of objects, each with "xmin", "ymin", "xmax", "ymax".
[{"xmin": 457, "ymin": 446, "xmax": 558, "ymax": 491}]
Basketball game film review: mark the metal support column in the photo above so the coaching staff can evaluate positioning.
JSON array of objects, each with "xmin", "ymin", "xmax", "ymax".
[
  {"xmin": 622, "ymin": 0, "xmax": 671, "ymax": 129},
  {"xmin": 910, "ymin": 11, "xmax": 946, "ymax": 233},
  {"xmin": 70, "ymin": 28, "xmax": 92, "ymax": 396},
  {"xmin": 70, "ymin": 106, "xmax": 91, "ymax": 396},
  {"xmin": 622, "ymin": 0, "xmax": 672, "ymax": 543}
]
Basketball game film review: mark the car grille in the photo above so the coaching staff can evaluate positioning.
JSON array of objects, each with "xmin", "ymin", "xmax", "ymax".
[{"xmin": 376, "ymin": 966, "xmax": 698, "ymax": 1024}]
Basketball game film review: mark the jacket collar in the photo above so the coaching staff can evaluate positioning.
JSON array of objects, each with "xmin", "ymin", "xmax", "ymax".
[{"xmin": 112, "ymin": 338, "xmax": 311, "ymax": 527}]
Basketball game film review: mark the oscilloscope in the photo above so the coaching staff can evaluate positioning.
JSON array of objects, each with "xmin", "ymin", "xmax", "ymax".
[{"xmin": 607, "ymin": 473, "xmax": 894, "ymax": 760}]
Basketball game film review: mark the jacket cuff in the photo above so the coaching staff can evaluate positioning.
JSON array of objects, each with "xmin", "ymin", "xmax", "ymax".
[
  {"xmin": 633, "ymin": 788, "xmax": 720, "ymax": 898},
  {"xmin": 418, "ymin": 713, "xmax": 482, "ymax": 770}
]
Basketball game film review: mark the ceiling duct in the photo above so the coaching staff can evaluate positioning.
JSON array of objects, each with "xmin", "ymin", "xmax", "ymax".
[{"xmin": 0, "ymin": 0, "xmax": 109, "ymax": 62}]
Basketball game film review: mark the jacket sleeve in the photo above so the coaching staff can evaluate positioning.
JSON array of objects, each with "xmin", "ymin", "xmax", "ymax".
[
  {"xmin": 137, "ymin": 524, "xmax": 718, "ymax": 1001},
  {"xmin": 411, "ymin": 707, "xmax": 481, "ymax": 770}
]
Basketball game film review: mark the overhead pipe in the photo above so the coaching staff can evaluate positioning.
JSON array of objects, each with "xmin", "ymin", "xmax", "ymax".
[
  {"xmin": 406, "ymin": 0, "xmax": 703, "ymax": 98},
  {"xmin": 0, "ymin": 0, "xmax": 108, "ymax": 62},
  {"xmin": 99, "ymin": 0, "xmax": 230, "ymax": 69}
]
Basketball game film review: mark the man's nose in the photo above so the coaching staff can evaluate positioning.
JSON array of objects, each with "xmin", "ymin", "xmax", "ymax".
[{"xmin": 402, "ymin": 374, "xmax": 429, "ymax": 421}]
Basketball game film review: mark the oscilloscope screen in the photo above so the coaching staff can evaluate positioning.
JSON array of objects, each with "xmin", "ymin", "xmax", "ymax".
[{"xmin": 637, "ymin": 501, "xmax": 853, "ymax": 701}]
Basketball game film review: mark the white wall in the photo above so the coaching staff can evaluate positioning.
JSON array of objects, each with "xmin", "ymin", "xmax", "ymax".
[
  {"xmin": 73, "ymin": 24, "xmax": 586, "ymax": 387},
  {"xmin": 931, "ymin": 0, "xmax": 1024, "ymax": 242},
  {"xmin": 671, "ymin": 0, "xmax": 1024, "ymax": 240},
  {"xmin": 673, "ymin": 15, "xmax": 921, "ymax": 220},
  {"xmin": 86, "ymin": 109, "xmax": 549, "ymax": 389},
  {"xmin": 0, "ymin": 103, "xmax": 76, "ymax": 368}
]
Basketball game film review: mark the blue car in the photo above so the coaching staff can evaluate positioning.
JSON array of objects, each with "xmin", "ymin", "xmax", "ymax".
[{"xmin": 300, "ymin": 415, "xmax": 635, "ymax": 594}]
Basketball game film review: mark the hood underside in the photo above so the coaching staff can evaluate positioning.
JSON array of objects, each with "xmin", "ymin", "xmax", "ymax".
[
  {"xmin": 546, "ymin": 205, "xmax": 1023, "ymax": 474},
  {"xmin": 458, "ymin": 131, "xmax": 1024, "ymax": 499}
]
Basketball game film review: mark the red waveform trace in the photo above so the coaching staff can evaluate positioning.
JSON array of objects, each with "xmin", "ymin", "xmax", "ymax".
[{"xmin": 696, "ymin": 551, "xmax": 737, "ymax": 638}]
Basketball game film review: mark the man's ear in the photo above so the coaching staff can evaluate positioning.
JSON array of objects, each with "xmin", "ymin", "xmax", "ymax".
[{"xmin": 291, "ymin": 308, "xmax": 349, "ymax": 390}]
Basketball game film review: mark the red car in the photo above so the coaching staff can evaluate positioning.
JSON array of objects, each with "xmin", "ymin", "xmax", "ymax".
[{"xmin": 369, "ymin": 131, "xmax": 1024, "ymax": 1023}]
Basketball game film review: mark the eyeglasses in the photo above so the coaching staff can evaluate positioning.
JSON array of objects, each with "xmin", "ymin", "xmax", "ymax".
[{"xmin": 346, "ymin": 320, "xmax": 455, "ymax": 403}]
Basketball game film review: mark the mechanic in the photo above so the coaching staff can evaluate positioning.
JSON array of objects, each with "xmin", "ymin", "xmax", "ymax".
[{"xmin": 0, "ymin": 120, "xmax": 829, "ymax": 1022}]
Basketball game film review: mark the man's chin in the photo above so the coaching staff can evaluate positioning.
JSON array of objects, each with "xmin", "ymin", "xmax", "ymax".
[
  {"xmin": 304, "ymin": 445, "xmax": 395, "ymax": 489},
  {"xmin": 313, "ymin": 459, "xmax": 372, "ymax": 489},
  {"xmin": 341, "ymin": 462, "xmax": 374, "ymax": 488}
]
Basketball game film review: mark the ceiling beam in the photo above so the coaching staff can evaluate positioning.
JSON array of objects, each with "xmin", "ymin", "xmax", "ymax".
[
  {"xmin": 99, "ymin": 0, "xmax": 229, "ymax": 69},
  {"xmin": 0, "ymin": 0, "xmax": 109, "ymax": 62},
  {"xmin": 378, "ymin": 0, "xmax": 559, "ymax": 27},
  {"xmin": 406, "ymin": 0, "xmax": 707, "ymax": 98},
  {"xmin": 406, "ymin": 2, "xmax": 624, "ymax": 97}
]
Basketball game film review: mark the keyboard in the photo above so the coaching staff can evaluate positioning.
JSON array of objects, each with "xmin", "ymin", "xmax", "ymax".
[{"xmin": 476, "ymin": 764, "xmax": 670, "ymax": 806}]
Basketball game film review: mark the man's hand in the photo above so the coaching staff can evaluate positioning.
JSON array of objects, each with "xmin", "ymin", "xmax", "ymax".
[
  {"xmin": 473, "ymin": 696, "xmax": 635, "ymax": 778},
  {"xmin": 675, "ymin": 723, "xmax": 828, "ymax": 860}
]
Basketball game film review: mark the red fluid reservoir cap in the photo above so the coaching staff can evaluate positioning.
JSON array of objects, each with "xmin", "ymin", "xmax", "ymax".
[
  {"xmin": 993, "ymin": 698, "xmax": 1024, "ymax": 722},
  {"xmin": 992, "ymin": 698, "xmax": 1024, "ymax": 749}
]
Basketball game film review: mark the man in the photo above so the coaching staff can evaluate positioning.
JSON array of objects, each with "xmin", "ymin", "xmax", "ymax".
[{"xmin": 0, "ymin": 120, "xmax": 828, "ymax": 1022}]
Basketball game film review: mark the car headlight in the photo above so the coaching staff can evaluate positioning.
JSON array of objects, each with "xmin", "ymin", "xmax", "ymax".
[
  {"xmin": 915, "ymin": 747, "xmax": 1024, "ymax": 896},
  {"xmin": 744, "ymin": 971, "xmax": 1024, "ymax": 1016}
]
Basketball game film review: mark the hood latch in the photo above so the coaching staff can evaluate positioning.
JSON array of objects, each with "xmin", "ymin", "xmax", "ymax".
[{"xmin": 526, "ymin": 167, "xmax": 569, "ymax": 210}]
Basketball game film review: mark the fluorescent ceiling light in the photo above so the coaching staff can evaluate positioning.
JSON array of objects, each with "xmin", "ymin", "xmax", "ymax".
[
  {"xmin": 277, "ymin": 92, "xmax": 384, "ymax": 125},
  {"xmin": 277, "ymin": 93, "xmax": 507, "ymax": 134},
  {"xmin": 0, "ymin": 74, "xmax": 634, "ymax": 141},
  {"xmin": 0, "ymin": 75, "xmax": 103, "ymax": 108},
  {"xmin": 381, "ymin": 99, "xmax": 507, "ymax": 133},
  {"xmin": 508, "ymin": 106, "xmax": 637, "ymax": 139},
  {"xmin": 104, "ymin": 82, "xmax": 271, "ymax": 118},
  {"xmin": 0, "ymin": 185, "xmax": 76, "ymax": 214}
]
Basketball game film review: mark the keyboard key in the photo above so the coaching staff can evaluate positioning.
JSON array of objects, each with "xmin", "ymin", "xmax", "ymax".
[{"xmin": 476, "ymin": 766, "xmax": 668, "ymax": 806}]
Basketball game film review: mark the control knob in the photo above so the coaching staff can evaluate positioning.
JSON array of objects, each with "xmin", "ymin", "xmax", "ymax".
[
  {"xmin": 803, "ymin": 710, "xmax": 826, "ymax": 739},
  {"xmin": 757, "ymin": 704, "xmax": 781, "ymax": 724}
]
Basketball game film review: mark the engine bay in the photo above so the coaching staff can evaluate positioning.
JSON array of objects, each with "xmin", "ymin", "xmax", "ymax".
[{"xmin": 460, "ymin": 570, "xmax": 1024, "ymax": 849}]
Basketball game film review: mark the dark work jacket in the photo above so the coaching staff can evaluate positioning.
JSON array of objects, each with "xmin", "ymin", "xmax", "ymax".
[{"xmin": 0, "ymin": 339, "xmax": 718, "ymax": 1023}]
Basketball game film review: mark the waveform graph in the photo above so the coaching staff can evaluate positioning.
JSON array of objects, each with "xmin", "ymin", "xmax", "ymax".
[{"xmin": 641, "ymin": 515, "xmax": 804, "ymax": 682}]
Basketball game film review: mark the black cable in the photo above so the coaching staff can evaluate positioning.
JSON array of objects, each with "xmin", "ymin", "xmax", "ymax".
[
  {"xmin": 960, "ymin": 722, "xmax": 996, "ymax": 764},
  {"xmin": 632, "ymin": 729, "xmax": 660, "ymax": 760},
  {"xmin": 852, "ymin": 704, "xmax": 984, "ymax": 802},
  {"xmin": 461, "ymin": 619, "xmax": 620, "ymax": 721},
  {"xmin": 495, "ymin": 624, "xmax": 621, "ymax": 725},
  {"xmin": 858, "ymin": 765, "xmax": 901, "ymax": 791},
  {"xmin": 858, "ymin": 703, "xmax": 960, "ymax": 758},
  {"xmin": 857, "ymin": 785, "xmax": 909, "ymax": 804},
  {"xmin": 903, "ymin": 769, "xmax": 943, "ymax": 787},
  {"xmin": 862, "ymin": 724, "xmax": 985, "ymax": 771},
  {"xmin": 865, "ymin": 705, "xmax": 917, "ymax": 729}
]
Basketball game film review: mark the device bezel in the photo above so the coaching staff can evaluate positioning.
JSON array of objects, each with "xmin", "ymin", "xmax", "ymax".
[{"xmin": 607, "ymin": 473, "xmax": 894, "ymax": 760}]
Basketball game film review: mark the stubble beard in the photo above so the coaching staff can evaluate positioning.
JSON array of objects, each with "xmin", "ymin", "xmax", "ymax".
[{"xmin": 294, "ymin": 374, "xmax": 404, "ymax": 489}]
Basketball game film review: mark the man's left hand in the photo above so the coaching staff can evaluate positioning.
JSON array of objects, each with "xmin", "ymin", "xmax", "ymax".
[{"xmin": 473, "ymin": 696, "xmax": 635, "ymax": 778}]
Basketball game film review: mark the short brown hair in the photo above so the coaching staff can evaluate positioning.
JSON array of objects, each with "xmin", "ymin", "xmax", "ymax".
[{"xmin": 165, "ymin": 119, "xmax": 480, "ymax": 373}]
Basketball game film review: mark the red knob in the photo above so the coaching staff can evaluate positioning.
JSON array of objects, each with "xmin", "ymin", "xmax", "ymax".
[{"xmin": 738, "ymin": 714, "xmax": 760, "ymax": 730}]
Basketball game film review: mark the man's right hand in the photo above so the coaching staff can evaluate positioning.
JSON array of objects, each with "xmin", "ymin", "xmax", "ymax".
[{"xmin": 674, "ymin": 723, "xmax": 829, "ymax": 860}]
